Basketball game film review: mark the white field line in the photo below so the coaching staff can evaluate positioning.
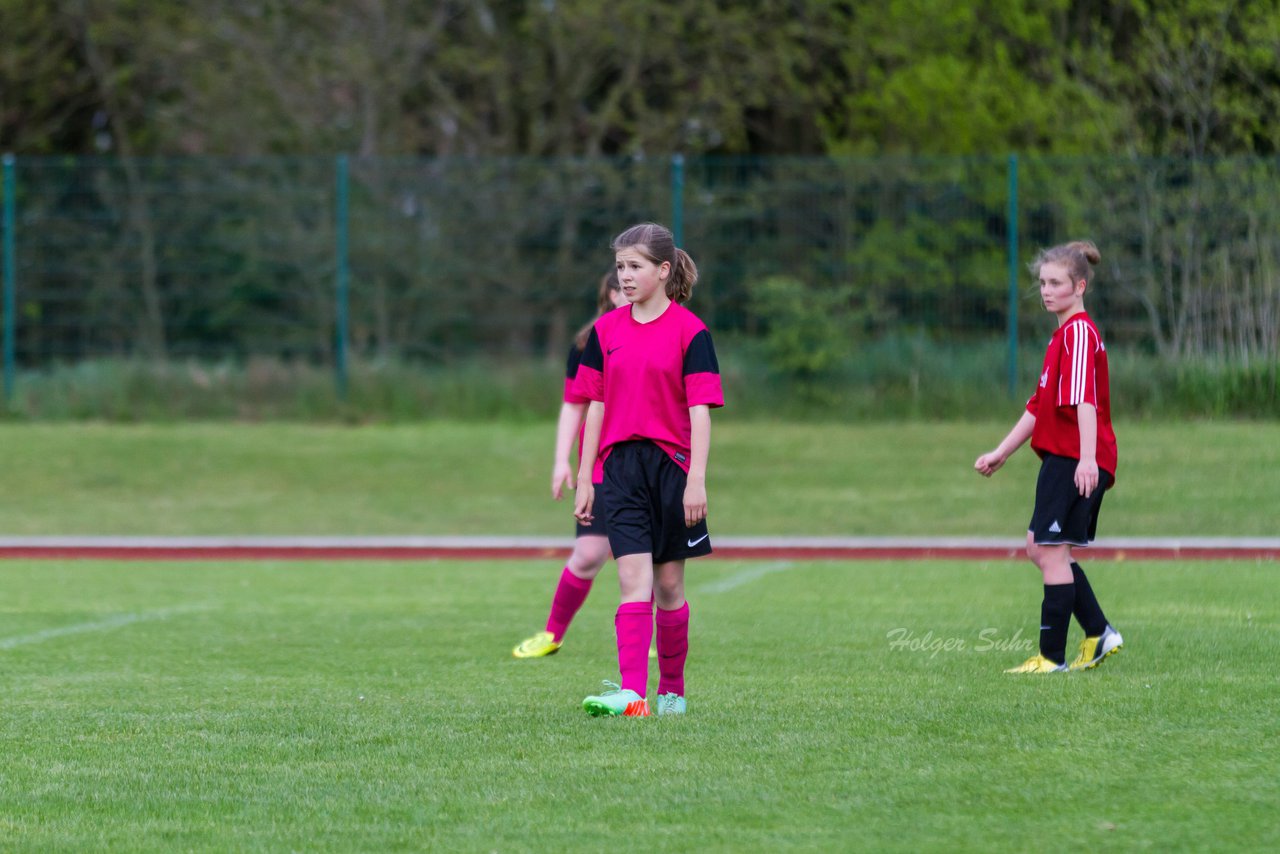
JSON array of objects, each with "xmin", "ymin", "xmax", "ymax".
[
  {"xmin": 0, "ymin": 605, "xmax": 204, "ymax": 651},
  {"xmin": 699, "ymin": 561, "xmax": 795, "ymax": 595}
]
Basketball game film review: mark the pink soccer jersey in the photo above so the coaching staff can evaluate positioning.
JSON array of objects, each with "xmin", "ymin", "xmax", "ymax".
[
  {"xmin": 562, "ymin": 344, "xmax": 599, "ymax": 483},
  {"xmin": 575, "ymin": 302, "xmax": 723, "ymax": 476},
  {"xmin": 1026, "ymin": 311, "xmax": 1118, "ymax": 482},
  {"xmin": 563, "ymin": 345, "xmax": 590, "ymax": 406}
]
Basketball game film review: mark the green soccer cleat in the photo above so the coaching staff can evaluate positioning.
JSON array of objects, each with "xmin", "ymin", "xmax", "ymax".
[
  {"xmin": 655, "ymin": 693, "xmax": 686, "ymax": 716},
  {"xmin": 512, "ymin": 630, "xmax": 562, "ymax": 659},
  {"xmin": 1004, "ymin": 653, "xmax": 1068, "ymax": 674},
  {"xmin": 1069, "ymin": 625, "xmax": 1124, "ymax": 671},
  {"xmin": 582, "ymin": 681, "xmax": 650, "ymax": 717}
]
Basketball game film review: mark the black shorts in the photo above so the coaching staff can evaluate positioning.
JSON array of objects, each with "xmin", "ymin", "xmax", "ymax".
[
  {"xmin": 575, "ymin": 481, "xmax": 608, "ymax": 538},
  {"xmin": 602, "ymin": 440, "xmax": 712, "ymax": 564},
  {"xmin": 1029, "ymin": 453, "xmax": 1112, "ymax": 546}
]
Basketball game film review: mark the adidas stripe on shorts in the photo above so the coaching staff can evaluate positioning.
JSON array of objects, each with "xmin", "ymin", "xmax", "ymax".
[{"xmin": 1029, "ymin": 452, "xmax": 1111, "ymax": 547}]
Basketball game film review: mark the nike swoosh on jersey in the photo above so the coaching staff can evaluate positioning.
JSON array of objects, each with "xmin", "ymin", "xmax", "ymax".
[{"xmin": 687, "ymin": 533, "xmax": 709, "ymax": 547}]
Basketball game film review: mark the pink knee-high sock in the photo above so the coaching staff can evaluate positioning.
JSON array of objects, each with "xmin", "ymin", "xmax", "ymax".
[
  {"xmin": 615, "ymin": 601, "xmax": 654, "ymax": 696},
  {"xmin": 656, "ymin": 602, "xmax": 690, "ymax": 697},
  {"xmin": 545, "ymin": 567, "xmax": 594, "ymax": 642}
]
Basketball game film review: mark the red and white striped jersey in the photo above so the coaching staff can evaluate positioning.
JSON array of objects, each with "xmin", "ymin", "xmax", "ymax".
[{"xmin": 1026, "ymin": 311, "xmax": 1118, "ymax": 483}]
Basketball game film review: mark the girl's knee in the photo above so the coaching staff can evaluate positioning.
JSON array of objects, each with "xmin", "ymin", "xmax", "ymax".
[
  {"xmin": 616, "ymin": 554, "xmax": 654, "ymax": 601},
  {"xmin": 654, "ymin": 576, "xmax": 682, "ymax": 600},
  {"xmin": 568, "ymin": 538, "xmax": 610, "ymax": 577},
  {"xmin": 653, "ymin": 564, "xmax": 686, "ymax": 607},
  {"xmin": 1025, "ymin": 540, "xmax": 1042, "ymax": 567}
]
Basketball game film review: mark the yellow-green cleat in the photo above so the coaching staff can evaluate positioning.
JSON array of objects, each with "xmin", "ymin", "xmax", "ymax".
[
  {"xmin": 1069, "ymin": 625, "xmax": 1124, "ymax": 671},
  {"xmin": 1004, "ymin": 653, "xmax": 1068, "ymax": 674},
  {"xmin": 512, "ymin": 630, "xmax": 562, "ymax": 659}
]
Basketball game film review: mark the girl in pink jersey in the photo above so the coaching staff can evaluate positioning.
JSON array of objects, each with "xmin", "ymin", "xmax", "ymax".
[
  {"xmin": 512, "ymin": 270, "xmax": 628, "ymax": 659},
  {"xmin": 975, "ymin": 240, "xmax": 1123, "ymax": 674},
  {"xmin": 573, "ymin": 222, "xmax": 724, "ymax": 717}
]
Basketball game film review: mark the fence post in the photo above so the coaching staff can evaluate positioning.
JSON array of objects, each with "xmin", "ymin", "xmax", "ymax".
[
  {"xmin": 2, "ymin": 153, "xmax": 15, "ymax": 405},
  {"xmin": 334, "ymin": 154, "xmax": 350, "ymax": 401},
  {"xmin": 1006, "ymin": 154, "xmax": 1019, "ymax": 400},
  {"xmin": 671, "ymin": 154, "xmax": 685, "ymax": 247}
]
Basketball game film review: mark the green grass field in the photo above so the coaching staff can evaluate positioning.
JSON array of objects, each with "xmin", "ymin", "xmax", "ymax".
[
  {"xmin": 1, "ymin": 559, "xmax": 1275, "ymax": 851},
  {"xmin": 2, "ymin": 419, "xmax": 1278, "ymax": 535},
  {"xmin": 1, "ymin": 421, "xmax": 1277, "ymax": 850}
]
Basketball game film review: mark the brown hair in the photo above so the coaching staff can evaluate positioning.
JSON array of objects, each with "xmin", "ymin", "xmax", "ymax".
[
  {"xmin": 1030, "ymin": 240, "xmax": 1102, "ymax": 287},
  {"xmin": 573, "ymin": 268, "xmax": 621, "ymax": 350},
  {"xmin": 611, "ymin": 222, "xmax": 699, "ymax": 304}
]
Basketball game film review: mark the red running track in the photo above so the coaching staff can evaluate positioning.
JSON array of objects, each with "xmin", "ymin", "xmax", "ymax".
[{"xmin": 1, "ymin": 537, "xmax": 1277, "ymax": 561}]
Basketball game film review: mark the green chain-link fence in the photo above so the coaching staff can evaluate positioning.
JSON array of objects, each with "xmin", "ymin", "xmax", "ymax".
[{"xmin": 3, "ymin": 154, "xmax": 1279, "ymax": 410}]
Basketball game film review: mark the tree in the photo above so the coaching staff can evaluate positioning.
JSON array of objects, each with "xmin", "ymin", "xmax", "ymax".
[
  {"xmin": 1120, "ymin": 0, "xmax": 1280, "ymax": 157},
  {"xmin": 822, "ymin": 0, "xmax": 1126, "ymax": 154},
  {"xmin": 0, "ymin": 0, "xmax": 99, "ymax": 153}
]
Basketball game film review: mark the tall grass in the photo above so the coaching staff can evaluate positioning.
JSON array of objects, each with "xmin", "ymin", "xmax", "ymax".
[
  {"xmin": 1, "ymin": 357, "xmax": 561, "ymax": 423},
  {"xmin": 2, "ymin": 342, "xmax": 1276, "ymax": 422},
  {"xmin": 732, "ymin": 335, "xmax": 1280, "ymax": 420}
]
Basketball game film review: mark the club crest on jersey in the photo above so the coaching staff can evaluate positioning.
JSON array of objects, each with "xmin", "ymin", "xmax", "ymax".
[{"xmin": 1040, "ymin": 370, "xmax": 1049, "ymax": 389}]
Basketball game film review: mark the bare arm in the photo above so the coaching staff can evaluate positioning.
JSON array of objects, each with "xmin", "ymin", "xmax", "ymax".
[
  {"xmin": 573, "ymin": 401, "xmax": 605, "ymax": 522},
  {"xmin": 551, "ymin": 401, "xmax": 587, "ymax": 500},
  {"xmin": 974, "ymin": 410, "xmax": 1036, "ymax": 477},
  {"xmin": 683, "ymin": 405, "xmax": 711, "ymax": 527},
  {"xmin": 1074, "ymin": 402, "xmax": 1099, "ymax": 497}
]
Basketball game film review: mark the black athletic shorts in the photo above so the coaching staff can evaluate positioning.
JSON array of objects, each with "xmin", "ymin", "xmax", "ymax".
[
  {"xmin": 1029, "ymin": 453, "xmax": 1112, "ymax": 546},
  {"xmin": 602, "ymin": 440, "xmax": 712, "ymax": 563},
  {"xmin": 575, "ymin": 481, "xmax": 608, "ymax": 538}
]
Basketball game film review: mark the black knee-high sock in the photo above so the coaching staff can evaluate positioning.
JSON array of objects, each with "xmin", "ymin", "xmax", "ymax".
[
  {"xmin": 1070, "ymin": 562, "xmax": 1109, "ymax": 636},
  {"xmin": 1040, "ymin": 583, "xmax": 1075, "ymax": 665}
]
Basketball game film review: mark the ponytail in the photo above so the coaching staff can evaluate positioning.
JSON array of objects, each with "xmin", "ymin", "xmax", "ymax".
[{"xmin": 666, "ymin": 248, "xmax": 699, "ymax": 304}]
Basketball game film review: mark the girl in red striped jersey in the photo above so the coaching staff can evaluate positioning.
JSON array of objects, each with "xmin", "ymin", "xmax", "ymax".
[
  {"xmin": 974, "ymin": 240, "xmax": 1124, "ymax": 674},
  {"xmin": 512, "ymin": 270, "xmax": 628, "ymax": 659}
]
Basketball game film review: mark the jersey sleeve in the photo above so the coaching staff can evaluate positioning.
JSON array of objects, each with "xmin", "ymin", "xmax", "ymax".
[
  {"xmin": 682, "ymin": 328, "xmax": 724, "ymax": 408},
  {"xmin": 576, "ymin": 326, "xmax": 605, "ymax": 402},
  {"xmin": 563, "ymin": 345, "xmax": 590, "ymax": 404},
  {"xmin": 1057, "ymin": 320, "xmax": 1099, "ymax": 408}
]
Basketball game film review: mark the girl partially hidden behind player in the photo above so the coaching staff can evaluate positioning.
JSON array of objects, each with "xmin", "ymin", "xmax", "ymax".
[
  {"xmin": 512, "ymin": 270, "xmax": 628, "ymax": 659},
  {"xmin": 974, "ymin": 240, "xmax": 1124, "ymax": 673}
]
